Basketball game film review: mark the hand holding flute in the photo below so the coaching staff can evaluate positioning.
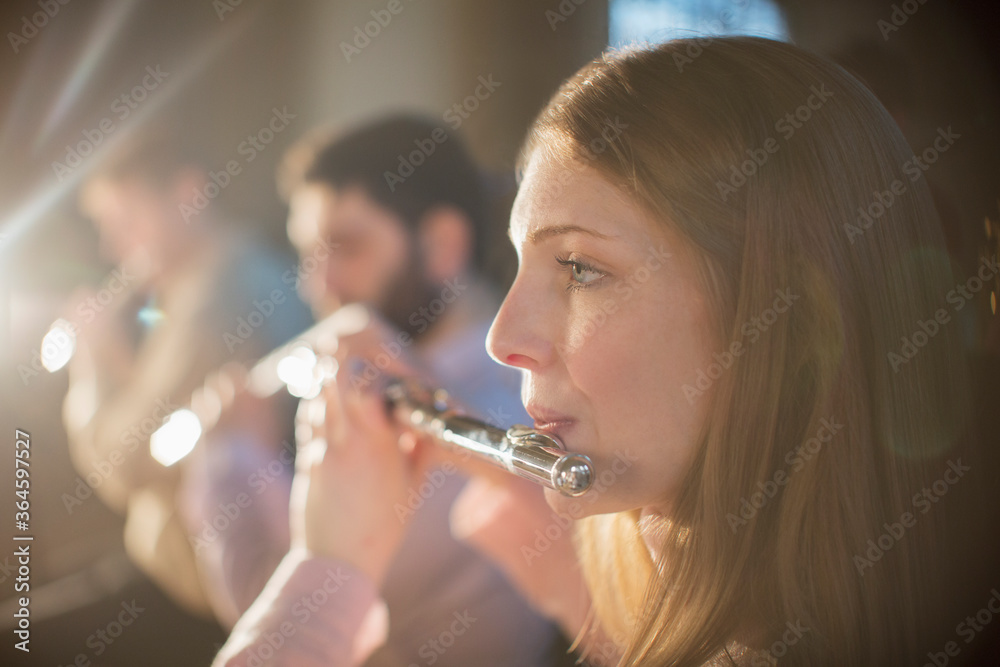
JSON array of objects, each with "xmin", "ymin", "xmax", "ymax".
[
  {"xmin": 286, "ymin": 306, "xmax": 592, "ymax": 585},
  {"xmin": 290, "ymin": 360, "xmax": 434, "ymax": 587},
  {"xmin": 247, "ymin": 303, "xmax": 593, "ymax": 495}
]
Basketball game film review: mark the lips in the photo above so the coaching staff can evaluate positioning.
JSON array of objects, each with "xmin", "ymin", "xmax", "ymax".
[{"xmin": 525, "ymin": 405, "xmax": 576, "ymax": 440}]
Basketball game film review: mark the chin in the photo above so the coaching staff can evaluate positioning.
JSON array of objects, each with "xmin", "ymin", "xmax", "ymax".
[
  {"xmin": 542, "ymin": 443, "xmax": 645, "ymax": 517},
  {"xmin": 543, "ymin": 486, "xmax": 615, "ymax": 520}
]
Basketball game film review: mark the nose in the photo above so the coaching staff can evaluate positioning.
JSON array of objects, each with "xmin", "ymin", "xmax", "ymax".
[{"xmin": 486, "ymin": 270, "xmax": 553, "ymax": 371}]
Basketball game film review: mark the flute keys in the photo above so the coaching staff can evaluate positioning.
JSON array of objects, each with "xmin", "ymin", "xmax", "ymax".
[{"xmin": 506, "ymin": 425, "xmax": 565, "ymax": 451}]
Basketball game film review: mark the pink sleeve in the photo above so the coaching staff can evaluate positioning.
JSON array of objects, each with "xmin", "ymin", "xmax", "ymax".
[
  {"xmin": 179, "ymin": 435, "xmax": 294, "ymax": 628},
  {"xmin": 213, "ymin": 549, "xmax": 389, "ymax": 667}
]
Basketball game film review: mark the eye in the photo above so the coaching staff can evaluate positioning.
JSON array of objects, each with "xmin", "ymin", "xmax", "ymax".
[{"xmin": 555, "ymin": 255, "xmax": 605, "ymax": 291}]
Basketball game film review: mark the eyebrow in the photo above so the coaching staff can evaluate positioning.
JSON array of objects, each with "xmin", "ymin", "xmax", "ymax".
[{"xmin": 513, "ymin": 224, "xmax": 619, "ymax": 245}]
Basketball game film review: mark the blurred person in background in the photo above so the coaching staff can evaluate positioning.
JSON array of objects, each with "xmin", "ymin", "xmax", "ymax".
[
  {"xmin": 62, "ymin": 131, "xmax": 311, "ymax": 619},
  {"xmin": 211, "ymin": 115, "xmax": 562, "ymax": 666}
]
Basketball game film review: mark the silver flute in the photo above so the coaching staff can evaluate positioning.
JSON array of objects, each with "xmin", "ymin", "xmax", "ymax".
[
  {"xmin": 384, "ymin": 380, "xmax": 594, "ymax": 497},
  {"xmin": 247, "ymin": 308, "xmax": 594, "ymax": 497}
]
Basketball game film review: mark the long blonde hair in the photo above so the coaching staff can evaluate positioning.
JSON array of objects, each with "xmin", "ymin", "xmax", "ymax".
[{"xmin": 521, "ymin": 37, "xmax": 975, "ymax": 665}]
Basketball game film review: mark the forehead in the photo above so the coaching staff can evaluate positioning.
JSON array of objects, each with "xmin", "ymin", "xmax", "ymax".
[
  {"xmin": 290, "ymin": 182, "xmax": 369, "ymax": 220},
  {"xmin": 509, "ymin": 152, "xmax": 656, "ymax": 251},
  {"xmin": 288, "ymin": 183, "xmax": 389, "ymax": 242},
  {"xmin": 80, "ymin": 176, "xmax": 162, "ymax": 222}
]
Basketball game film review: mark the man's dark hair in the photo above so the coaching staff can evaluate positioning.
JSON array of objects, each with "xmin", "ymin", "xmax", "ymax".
[{"xmin": 282, "ymin": 114, "xmax": 488, "ymax": 266}]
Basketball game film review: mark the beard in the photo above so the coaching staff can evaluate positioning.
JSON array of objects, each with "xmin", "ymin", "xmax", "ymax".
[{"xmin": 376, "ymin": 243, "xmax": 441, "ymax": 340}]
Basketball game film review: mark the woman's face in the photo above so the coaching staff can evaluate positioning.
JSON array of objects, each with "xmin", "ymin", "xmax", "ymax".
[{"xmin": 487, "ymin": 152, "xmax": 720, "ymax": 517}]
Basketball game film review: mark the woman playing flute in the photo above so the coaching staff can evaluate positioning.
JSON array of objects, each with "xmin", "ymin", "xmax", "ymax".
[{"xmin": 217, "ymin": 36, "xmax": 989, "ymax": 666}]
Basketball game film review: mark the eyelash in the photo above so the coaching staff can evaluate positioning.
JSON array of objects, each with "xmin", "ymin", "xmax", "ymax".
[{"xmin": 555, "ymin": 254, "xmax": 606, "ymax": 292}]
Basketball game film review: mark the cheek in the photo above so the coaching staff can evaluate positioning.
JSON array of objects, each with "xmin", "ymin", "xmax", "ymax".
[
  {"xmin": 138, "ymin": 212, "xmax": 174, "ymax": 254},
  {"xmin": 569, "ymin": 287, "xmax": 711, "ymax": 423},
  {"xmin": 370, "ymin": 229, "xmax": 411, "ymax": 282},
  {"xmin": 334, "ymin": 258, "xmax": 375, "ymax": 302},
  {"xmin": 304, "ymin": 267, "xmax": 330, "ymax": 303},
  {"xmin": 131, "ymin": 220, "xmax": 157, "ymax": 250},
  {"xmin": 565, "ymin": 285, "xmax": 717, "ymax": 509}
]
